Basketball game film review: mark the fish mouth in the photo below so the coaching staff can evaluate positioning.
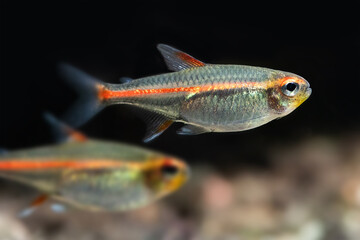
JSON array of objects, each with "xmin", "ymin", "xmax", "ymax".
[
  {"xmin": 293, "ymin": 87, "xmax": 312, "ymax": 109},
  {"xmin": 305, "ymin": 87, "xmax": 312, "ymax": 99},
  {"xmin": 184, "ymin": 164, "xmax": 191, "ymax": 181},
  {"xmin": 305, "ymin": 79, "xmax": 312, "ymax": 98}
]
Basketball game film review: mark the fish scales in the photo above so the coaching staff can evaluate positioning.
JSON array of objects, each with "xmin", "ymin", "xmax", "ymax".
[
  {"xmin": 60, "ymin": 44, "xmax": 311, "ymax": 140},
  {"xmin": 58, "ymin": 167, "xmax": 149, "ymax": 210},
  {"xmin": 103, "ymin": 65, "xmax": 276, "ymax": 128},
  {"xmin": 0, "ymin": 130, "xmax": 189, "ymax": 212},
  {"xmin": 0, "ymin": 141, "xmax": 153, "ymax": 192}
]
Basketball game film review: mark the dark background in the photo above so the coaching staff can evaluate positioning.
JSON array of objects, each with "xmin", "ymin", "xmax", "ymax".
[{"xmin": 1, "ymin": 1, "xmax": 359, "ymax": 170}]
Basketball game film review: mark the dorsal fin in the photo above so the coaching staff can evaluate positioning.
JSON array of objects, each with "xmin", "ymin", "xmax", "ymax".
[
  {"xmin": 157, "ymin": 44, "xmax": 206, "ymax": 71},
  {"xmin": 44, "ymin": 113, "xmax": 87, "ymax": 143}
]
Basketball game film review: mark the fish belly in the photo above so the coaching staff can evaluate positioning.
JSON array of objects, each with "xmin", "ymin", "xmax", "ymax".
[
  {"xmin": 57, "ymin": 168, "xmax": 151, "ymax": 211},
  {"xmin": 179, "ymin": 86, "xmax": 273, "ymax": 132}
]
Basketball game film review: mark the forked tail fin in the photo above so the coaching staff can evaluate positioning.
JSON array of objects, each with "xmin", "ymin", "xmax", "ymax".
[
  {"xmin": 58, "ymin": 63, "xmax": 175, "ymax": 142},
  {"xmin": 43, "ymin": 112, "xmax": 88, "ymax": 143},
  {"xmin": 58, "ymin": 63, "xmax": 106, "ymax": 127}
]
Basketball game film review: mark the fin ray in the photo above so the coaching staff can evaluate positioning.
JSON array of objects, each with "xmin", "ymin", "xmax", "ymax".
[
  {"xmin": 44, "ymin": 113, "xmax": 87, "ymax": 143},
  {"xmin": 18, "ymin": 194, "xmax": 49, "ymax": 218},
  {"xmin": 129, "ymin": 106, "xmax": 174, "ymax": 142},
  {"xmin": 58, "ymin": 63, "xmax": 106, "ymax": 127},
  {"xmin": 143, "ymin": 113, "xmax": 174, "ymax": 143},
  {"xmin": 157, "ymin": 44, "xmax": 206, "ymax": 71}
]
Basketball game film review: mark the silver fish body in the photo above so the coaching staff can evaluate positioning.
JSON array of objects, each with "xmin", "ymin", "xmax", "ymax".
[
  {"xmin": 61, "ymin": 44, "xmax": 312, "ymax": 141},
  {"xmin": 0, "ymin": 115, "xmax": 189, "ymax": 212}
]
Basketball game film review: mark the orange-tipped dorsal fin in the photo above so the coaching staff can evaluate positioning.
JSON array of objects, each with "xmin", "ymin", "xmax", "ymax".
[
  {"xmin": 157, "ymin": 44, "xmax": 206, "ymax": 72},
  {"xmin": 44, "ymin": 113, "xmax": 87, "ymax": 143}
]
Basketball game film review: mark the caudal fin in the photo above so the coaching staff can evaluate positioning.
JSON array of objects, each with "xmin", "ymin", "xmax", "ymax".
[
  {"xmin": 59, "ymin": 63, "xmax": 106, "ymax": 127},
  {"xmin": 43, "ymin": 112, "xmax": 88, "ymax": 143}
]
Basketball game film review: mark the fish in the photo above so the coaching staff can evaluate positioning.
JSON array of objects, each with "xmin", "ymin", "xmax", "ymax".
[
  {"xmin": 0, "ymin": 114, "xmax": 189, "ymax": 216},
  {"xmin": 60, "ymin": 44, "xmax": 312, "ymax": 142}
]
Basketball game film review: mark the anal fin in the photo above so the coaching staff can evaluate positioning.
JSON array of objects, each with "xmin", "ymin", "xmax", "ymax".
[
  {"xmin": 18, "ymin": 194, "xmax": 49, "ymax": 218},
  {"xmin": 142, "ymin": 113, "xmax": 174, "ymax": 143},
  {"xmin": 176, "ymin": 125, "xmax": 210, "ymax": 135}
]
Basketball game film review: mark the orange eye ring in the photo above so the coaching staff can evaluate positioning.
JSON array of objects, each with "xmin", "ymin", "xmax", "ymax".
[
  {"xmin": 280, "ymin": 78, "xmax": 300, "ymax": 97},
  {"xmin": 161, "ymin": 164, "xmax": 179, "ymax": 176}
]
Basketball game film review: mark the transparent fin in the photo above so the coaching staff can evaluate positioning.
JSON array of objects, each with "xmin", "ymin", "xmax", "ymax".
[
  {"xmin": 44, "ymin": 112, "xmax": 87, "ymax": 143},
  {"xmin": 18, "ymin": 194, "xmax": 48, "ymax": 218},
  {"xmin": 50, "ymin": 203, "xmax": 66, "ymax": 213},
  {"xmin": 157, "ymin": 44, "xmax": 206, "ymax": 71},
  {"xmin": 142, "ymin": 113, "xmax": 174, "ymax": 143},
  {"xmin": 176, "ymin": 125, "xmax": 210, "ymax": 135},
  {"xmin": 58, "ymin": 63, "xmax": 106, "ymax": 127}
]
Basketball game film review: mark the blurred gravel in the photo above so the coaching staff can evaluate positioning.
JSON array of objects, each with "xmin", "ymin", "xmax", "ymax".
[{"xmin": 1, "ymin": 133, "xmax": 360, "ymax": 240}]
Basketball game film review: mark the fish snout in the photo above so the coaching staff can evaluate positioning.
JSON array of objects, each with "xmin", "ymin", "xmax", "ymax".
[
  {"xmin": 306, "ymin": 87, "xmax": 312, "ymax": 98},
  {"xmin": 303, "ymin": 79, "xmax": 312, "ymax": 99}
]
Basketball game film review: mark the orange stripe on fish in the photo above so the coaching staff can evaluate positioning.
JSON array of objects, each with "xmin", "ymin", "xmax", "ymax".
[
  {"xmin": 0, "ymin": 159, "xmax": 129, "ymax": 170},
  {"xmin": 279, "ymin": 76, "xmax": 304, "ymax": 85},
  {"xmin": 0, "ymin": 157, "xmax": 172, "ymax": 171},
  {"xmin": 99, "ymin": 82, "xmax": 269, "ymax": 100}
]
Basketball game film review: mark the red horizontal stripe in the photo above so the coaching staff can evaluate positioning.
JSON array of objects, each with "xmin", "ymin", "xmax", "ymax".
[
  {"xmin": 99, "ymin": 82, "xmax": 268, "ymax": 100},
  {"xmin": 0, "ymin": 159, "xmax": 129, "ymax": 170}
]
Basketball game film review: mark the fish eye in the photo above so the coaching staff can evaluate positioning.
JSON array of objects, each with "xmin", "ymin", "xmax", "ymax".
[
  {"xmin": 281, "ymin": 82, "xmax": 299, "ymax": 97},
  {"xmin": 161, "ymin": 165, "xmax": 179, "ymax": 176}
]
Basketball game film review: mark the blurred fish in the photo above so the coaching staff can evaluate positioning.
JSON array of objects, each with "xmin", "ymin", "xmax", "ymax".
[
  {"xmin": 60, "ymin": 44, "xmax": 312, "ymax": 142},
  {"xmin": 0, "ymin": 114, "xmax": 189, "ymax": 216}
]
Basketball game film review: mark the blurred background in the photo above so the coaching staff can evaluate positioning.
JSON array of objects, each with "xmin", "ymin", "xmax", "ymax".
[{"xmin": 1, "ymin": 1, "xmax": 360, "ymax": 240}]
